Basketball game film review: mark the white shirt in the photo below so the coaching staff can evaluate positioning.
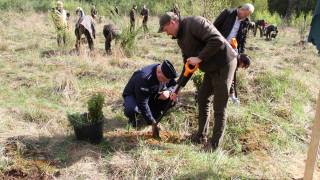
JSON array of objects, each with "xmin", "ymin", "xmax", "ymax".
[{"xmin": 226, "ymin": 16, "xmax": 241, "ymax": 43}]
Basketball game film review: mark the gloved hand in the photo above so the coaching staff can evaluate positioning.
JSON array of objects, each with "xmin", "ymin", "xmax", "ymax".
[{"xmin": 230, "ymin": 94, "xmax": 240, "ymax": 106}]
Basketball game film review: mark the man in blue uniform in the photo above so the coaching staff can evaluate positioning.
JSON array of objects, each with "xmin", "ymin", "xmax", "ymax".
[{"xmin": 122, "ymin": 60, "xmax": 178, "ymax": 130}]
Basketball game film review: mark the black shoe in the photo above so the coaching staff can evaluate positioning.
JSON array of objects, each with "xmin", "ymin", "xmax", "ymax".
[{"xmin": 128, "ymin": 119, "xmax": 137, "ymax": 128}]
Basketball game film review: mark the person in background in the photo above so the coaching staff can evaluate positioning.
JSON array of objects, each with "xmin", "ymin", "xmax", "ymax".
[
  {"xmin": 229, "ymin": 54, "xmax": 251, "ymax": 105},
  {"xmin": 254, "ymin": 19, "xmax": 267, "ymax": 37},
  {"xmin": 103, "ymin": 24, "xmax": 121, "ymax": 54},
  {"xmin": 308, "ymin": 0, "xmax": 320, "ymax": 55},
  {"xmin": 75, "ymin": 7, "xmax": 96, "ymax": 51},
  {"xmin": 130, "ymin": 5, "xmax": 137, "ymax": 32},
  {"xmin": 115, "ymin": 6, "xmax": 119, "ymax": 15},
  {"xmin": 91, "ymin": 5, "xmax": 98, "ymax": 19},
  {"xmin": 140, "ymin": 5, "xmax": 149, "ymax": 33},
  {"xmin": 214, "ymin": 3, "xmax": 254, "ymax": 53},
  {"xmin": 49, "ymin": 1, "xmax": 68, "ymax": 47}
]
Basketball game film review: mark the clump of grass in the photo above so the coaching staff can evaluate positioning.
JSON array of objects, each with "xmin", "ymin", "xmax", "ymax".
[
  {"xmin": 0, "ymin": 43, "xmax": 8, "ymax": 51},
  {"xmin": 53, "ymin": 71, "xmax": 79, "ymax": 101},
  {"xmin": 0, "ymin": 145, "xmax": 10, "ymax": 171},
  {"xmin": 21, "ymin": 109, "xmax": 50, "ymax": 124}
]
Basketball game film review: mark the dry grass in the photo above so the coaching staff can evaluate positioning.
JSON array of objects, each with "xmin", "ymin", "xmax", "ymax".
[{"xmin": 0, "ymin": 11, "xmax": 319, "ymax": 179}]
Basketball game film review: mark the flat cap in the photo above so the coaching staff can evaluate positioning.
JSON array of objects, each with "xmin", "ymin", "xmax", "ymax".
[{"xmin": 161, "ymin": 60, "xmax": 177, "ymax": 79}]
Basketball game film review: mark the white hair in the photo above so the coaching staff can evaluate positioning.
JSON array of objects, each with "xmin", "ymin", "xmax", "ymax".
[
  {"xmin": 76, "ymin": 7, "xmax": 85, "ymax": 17},
  {"xmin": 240, "ymin": 3, "xmax": 254, "ymax": 14}
]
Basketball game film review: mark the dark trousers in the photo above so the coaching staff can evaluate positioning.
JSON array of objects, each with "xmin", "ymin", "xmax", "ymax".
[
  {"xmin": 124, "ymin": 95, "xmax": 171, "ymax": 125},
  {"xmin": 75, "ymin": 25, "xmax": 94, "ymax": 51},
  {"xmin": 57, "ymin": 28, "xmax": 66, "ymax": 46},
  {"xmin": 197, "ymin": 59, "xmax": 237, "ymax": 149},
  {"xmin": 104, "ymin": 32, "xmax": 112, "ymax": 54},
  {"xmin": 130, "ymin": 21, "xmax": 135, "ymax": 32},
  {"xmin": 142, "ymin": 21, "xmax": 148, "ymax": 33},
  {"xmin": 254, "ymin": 26, "xmax": 265, "ymax": 37}
]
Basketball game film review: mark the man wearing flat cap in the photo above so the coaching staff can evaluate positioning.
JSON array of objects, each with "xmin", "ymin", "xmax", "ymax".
[
  {"xmin": 123, "ymin": 60, "xmax": 178, "ymax": 131},
  {"xmin": 159, "ymin": 12, "xmax": 237, "ymax": 150}
]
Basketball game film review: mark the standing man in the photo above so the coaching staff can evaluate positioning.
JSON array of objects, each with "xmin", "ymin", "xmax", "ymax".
[
  {"xmin": 91, "ymin": 5, "xmax": 98, "ymax": 19},
  {"xmin": 130, "ymin": 5, "xmax": 137, "ymax": 32},
  {"xmin": 214, "ymin": 3, "xmax": 254, "ymax": 53},
  {"xmin": 50, "ymin": 1, "xmax": 68, "ymax": 47},
  {"xmin": 115, "ymin": 6, "xmax": 119, "ymax": 15},
  {"xmin": 123, "ymin": 60, "xmax": 177, "ymax": 131},
  {"xmin": 229, "ymin": 53, "xmax": 251, "ymax": 105},
  {"xmin": 158, "ymin": 12, "xmax": 237, "ymax": 150},
  {"xmin": 140, "ymin": 5, "xmax": 149, "ymax": 33}
]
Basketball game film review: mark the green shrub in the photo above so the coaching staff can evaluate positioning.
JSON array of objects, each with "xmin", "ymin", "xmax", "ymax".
[
  {"xmin": 290, "ymin": 12, "xmax": 313, "ymax": 40},
  {"xmin": 88, "ymin": 93, "xmax": 104, "ymax": 122},
  {"xmin": 68, "ymin": 93, "xmax": 105, "ymax": 127},
  {"xmin": 252, "ymin": 10, "xmax": 282, "ymax": 26},
  {"xmin": 191, "ymin": 70, "xmax": 204, "ymax": 91},
  {"xmin": 119, "ymin": 27, "xmax": 141, "ymax": 57},
  {"xmin": 67, "ymin": 112, "xmax": 90, "ymax": 128}
]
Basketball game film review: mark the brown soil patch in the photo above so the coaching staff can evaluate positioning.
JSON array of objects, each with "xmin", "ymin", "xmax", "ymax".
[
  {"xmin": 239, "ymin": 125, "xmax": 270, "ymax": 154},
  {"xmin": 105, "ymin": 130, "xmax": 185, "ymax": 149}
]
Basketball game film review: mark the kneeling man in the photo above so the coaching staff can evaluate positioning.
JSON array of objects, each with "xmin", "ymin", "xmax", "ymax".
[{"xmin": 123, "ymin": 60, "xmax": 177, "ymax": 130}]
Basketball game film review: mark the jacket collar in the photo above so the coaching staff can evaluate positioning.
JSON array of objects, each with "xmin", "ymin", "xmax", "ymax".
[
  {"xmin": 174, "ymin": 17, "xmax": 185, "ymax": 39},
  {"xmin": 146, "ymin": 65, "xmax": 160, "ymax": 85}
]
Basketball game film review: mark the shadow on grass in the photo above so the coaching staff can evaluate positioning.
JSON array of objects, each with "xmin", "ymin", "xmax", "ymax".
[
  {"xmin": 3, "ymin": 126, "xmax": 185, "ymax": 171},
  {"xmin": 177, "ymin": 170, "xmax": 253, "ymax": 180}
]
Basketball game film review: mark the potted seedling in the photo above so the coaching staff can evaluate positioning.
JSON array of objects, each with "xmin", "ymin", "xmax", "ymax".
[{"xmin": 68, "ymin": 93, "xmax": 105, "ymax": 144}]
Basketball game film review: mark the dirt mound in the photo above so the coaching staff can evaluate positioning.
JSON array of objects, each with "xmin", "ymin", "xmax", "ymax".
[
  {"xmin": 239, "ymin": 125, "xmax": 270, "ymax": 154},
  {"xmin": 105, "ymin": 130, "xmax": 185, "ymax": 148}
]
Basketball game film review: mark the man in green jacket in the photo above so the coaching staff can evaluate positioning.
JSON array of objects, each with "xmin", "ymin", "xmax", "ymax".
[
  {"xmin": 50, "ymin": 1, "xmax": 69, "ymax": 47},
  {"xmin": 159, "ymin": 12, "xmax": 237, "ymax": 150}
]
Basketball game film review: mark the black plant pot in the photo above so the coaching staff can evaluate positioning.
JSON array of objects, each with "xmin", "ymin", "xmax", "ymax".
[{"xmin": 73, "ymin": 120, "xmax": 104, "ymax": 144}]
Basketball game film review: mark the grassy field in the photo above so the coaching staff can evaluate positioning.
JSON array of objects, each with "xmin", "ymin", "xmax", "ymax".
[{"xmin": 0, "ymin": 11, "xmax": 319, "ymax": 179}]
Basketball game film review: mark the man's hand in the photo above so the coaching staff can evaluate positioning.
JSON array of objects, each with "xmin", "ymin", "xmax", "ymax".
[
  {"xmin": 230, "ymin": 94, "xmax": 240, "ymax": 106},
  {"xmin": 159, "ymin": 90, "xmax": 171, "ymax": 100},
  {"xmin": 170, "ymin": 92, "xmax": 178, "ymax": 102},
  {"xmin": 187, "ymin": 57, "xmax": 202, "ymax": 66}
]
